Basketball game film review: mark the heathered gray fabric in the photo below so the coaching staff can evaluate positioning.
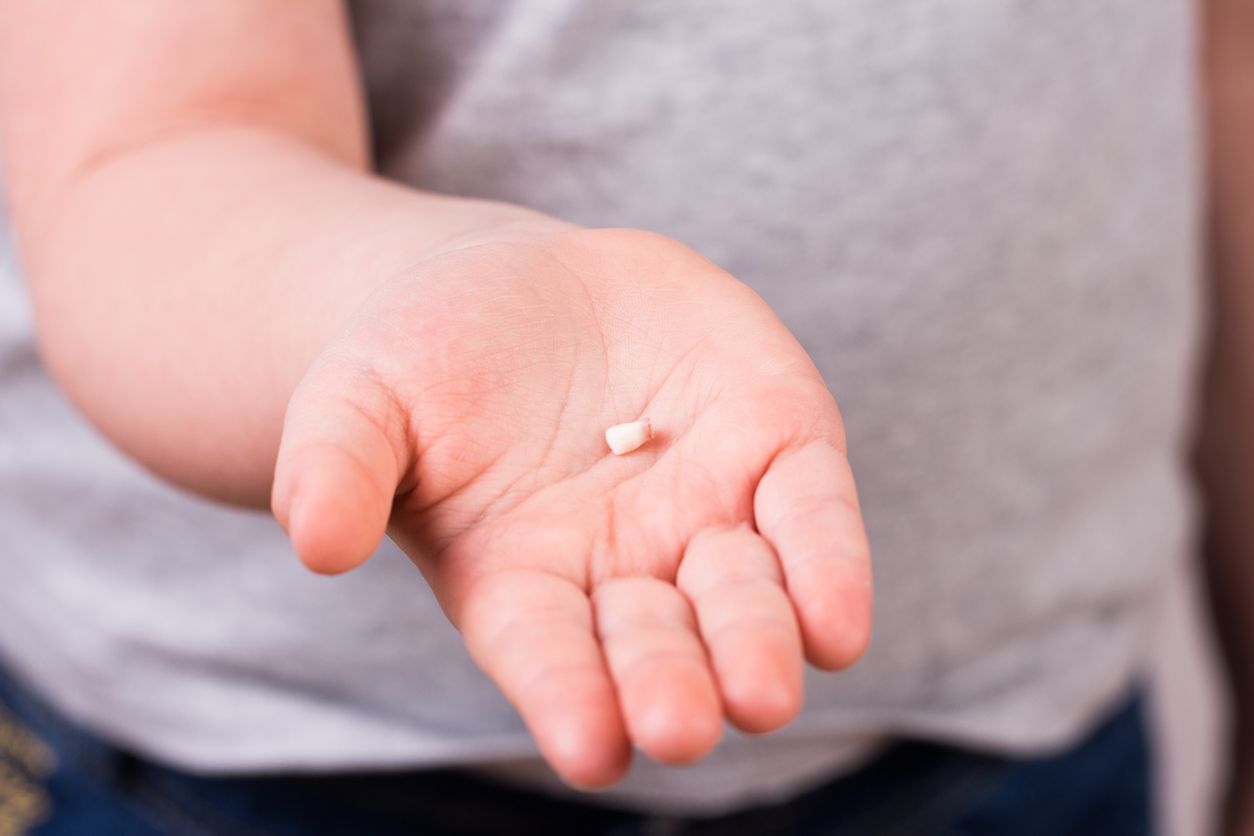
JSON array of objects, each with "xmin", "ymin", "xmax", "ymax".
[{"xmin": 0, "ymin": 0, "xmax": 1203, "ymax": 813}]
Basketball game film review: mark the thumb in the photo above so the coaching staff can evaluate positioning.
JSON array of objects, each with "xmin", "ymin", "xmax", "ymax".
[{"xmin": 271, "ymin": 353, "xmax": 409, "ymax": 575}]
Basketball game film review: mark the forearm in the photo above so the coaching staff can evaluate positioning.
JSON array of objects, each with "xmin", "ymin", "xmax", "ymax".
[
  {"xmin": 1197, "ymin": 394, "xmax": 1254, "ymax": 835},
  {"xmin": 1198, "ymin": 402, "xmax": 1254, "ymax": 740},
  {"xmin": 10, "ymin": 125, "xmax": 546, "ymax": 506}
]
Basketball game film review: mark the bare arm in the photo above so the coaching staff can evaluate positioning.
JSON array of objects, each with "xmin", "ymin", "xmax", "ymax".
[
  {"xmin": 0, "ymin": 2, "xmax": 874, "ymax": 787},
  {"xmin": 1199, "ymin": 0, "xmax": 1254, "ymax": 831},
  {"xmin": 0, "ymin": 1, "xmax": 543, "ymax": 506}
]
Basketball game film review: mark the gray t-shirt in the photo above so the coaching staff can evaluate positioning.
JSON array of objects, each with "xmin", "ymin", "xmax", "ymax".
[{"xmin": 0, "ymin": 0, "xmax": 1202, "ymax": 813}]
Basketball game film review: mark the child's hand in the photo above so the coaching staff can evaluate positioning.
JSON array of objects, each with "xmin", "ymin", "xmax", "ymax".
[{"xmin": 272, "ymin": 227, "xmax": 872, "ymax": 787}]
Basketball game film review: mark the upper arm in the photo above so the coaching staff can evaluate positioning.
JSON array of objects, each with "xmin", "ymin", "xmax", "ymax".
[
  {"xmin": 0, "ymin": 1, "xmax": 367, "ymax": 230},
  {"xmin": 1205, "ymin": 0, "xmax": 1254, "ymax": 408}
]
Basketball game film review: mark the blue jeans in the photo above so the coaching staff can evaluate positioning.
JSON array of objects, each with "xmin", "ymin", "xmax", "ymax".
[{"xmin": 0, "ymin": 663, "xmax": 1153, "ymax": 835}]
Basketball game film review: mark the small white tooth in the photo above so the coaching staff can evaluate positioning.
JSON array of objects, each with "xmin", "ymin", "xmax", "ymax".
[{"xmin": 605, "ymin": 417, "xmax": 653, "ymax": 455}]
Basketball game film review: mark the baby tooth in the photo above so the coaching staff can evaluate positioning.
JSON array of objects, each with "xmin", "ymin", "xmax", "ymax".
[{"xmin": 605, "ymin": 417, "xmax": 653, "ymax": 455}]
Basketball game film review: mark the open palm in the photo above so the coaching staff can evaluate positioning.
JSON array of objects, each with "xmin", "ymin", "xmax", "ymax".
[{"xmin": 272, "ymin": 228, "xmax": 872, "ymax": 787}]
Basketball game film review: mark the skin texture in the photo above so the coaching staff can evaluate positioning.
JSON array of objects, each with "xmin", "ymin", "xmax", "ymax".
[{"xmin": 0, "ymin": 2, "xmax": 873, "ymax": 787}]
